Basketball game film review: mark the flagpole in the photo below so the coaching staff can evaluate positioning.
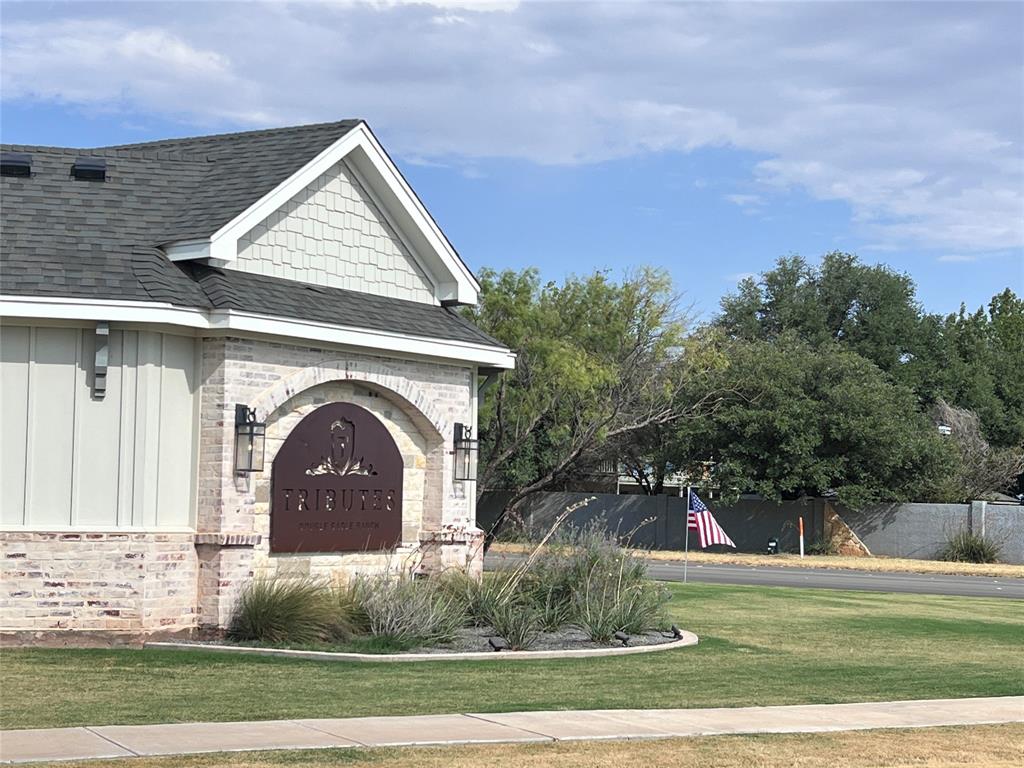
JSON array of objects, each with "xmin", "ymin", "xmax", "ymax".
[{"xmin": 684, "ymin": 485, "xmax": 691, "ymax": 584}]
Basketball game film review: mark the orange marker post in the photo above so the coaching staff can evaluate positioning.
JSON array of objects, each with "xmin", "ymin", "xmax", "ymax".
[{"xmin": 799, "ymin": 516, "xmax": 805, "ymax": 558}]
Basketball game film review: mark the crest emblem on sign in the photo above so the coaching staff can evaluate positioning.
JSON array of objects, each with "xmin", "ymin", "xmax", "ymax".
[{"xmin": 306, "ymin": 418, "xmax": 377, "ymax": 477}]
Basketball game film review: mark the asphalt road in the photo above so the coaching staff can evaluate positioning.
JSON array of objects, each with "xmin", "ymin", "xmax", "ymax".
[{"xmin": 485, "ymin": 554, "xmax": 1024, "ymax": 599}]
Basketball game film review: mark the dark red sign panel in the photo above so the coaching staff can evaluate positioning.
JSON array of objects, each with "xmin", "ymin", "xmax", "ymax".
[{"xmin": 271, "ymin": 403, "xmax": 403, "ymax": 553}]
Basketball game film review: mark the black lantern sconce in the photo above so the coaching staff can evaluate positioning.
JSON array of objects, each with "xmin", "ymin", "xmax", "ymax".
[
  {"xmin": 234, "ymin": 404, "xmax": 266, "ymax": 474},
  {"xmin": 452, "ymin": 422, "xmax": 478, "ymax": 483}
]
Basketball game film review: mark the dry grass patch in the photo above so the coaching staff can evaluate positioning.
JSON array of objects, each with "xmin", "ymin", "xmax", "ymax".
[
  {"xmin": 492, "ymin": 542, "xmax": 1024, "ymax": 578},
  {"xmin": 32, "ymin": 724, "xmax": 1024, "ymax": 768}
]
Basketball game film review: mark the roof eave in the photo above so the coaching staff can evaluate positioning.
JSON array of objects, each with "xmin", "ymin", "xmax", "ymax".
[{"xmin": 0, "ymin": 295, "xmax": 515, "ymax": 369}]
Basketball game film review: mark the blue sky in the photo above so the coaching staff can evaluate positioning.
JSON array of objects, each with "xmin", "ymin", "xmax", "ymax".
[{"xmin": 2, "ymin": 1, "xmax": 1022, "ymax": 320}]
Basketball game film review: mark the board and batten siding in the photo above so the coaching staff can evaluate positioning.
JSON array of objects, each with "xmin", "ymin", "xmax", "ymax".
[{"xmin": 0, "ymin": 325, "xmax": 198, "ymax": 528}]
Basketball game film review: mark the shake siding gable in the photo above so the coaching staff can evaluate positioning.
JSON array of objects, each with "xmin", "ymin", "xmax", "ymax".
[{"xmin": 234, "ymin": 160, "xmax": 436, "ymax": 303}]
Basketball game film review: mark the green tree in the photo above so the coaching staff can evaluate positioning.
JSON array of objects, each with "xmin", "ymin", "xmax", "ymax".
[
  {"xmin": 718, "ymin": 252, "xmax": 923, "ymax": 377},
  {"xmin": 674, "ymin": 335, "xmax": 956, "ymax": 508},
  {"xmin": 912, "ymin": 292, "xmax": 1024, "ymax": 449},
  {"xmin": 719, "ymin": 254, "xmax": 1023, "ymax": 450},
  {"xmin": 980, "ymin": 289, "xmax": 1024, "ymax": 447},
  {"xmin": 464, "ymin": 267, "xmax": 724, "ymax": 539}
]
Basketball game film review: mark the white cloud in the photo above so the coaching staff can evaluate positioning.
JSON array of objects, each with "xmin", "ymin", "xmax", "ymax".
[
  {"xmin": 1, "ymin": 1, "xmax": 1021, "ymax": 254},
  {"xmin": 937, "ymin": 254, "xmax": 979, "ymax": 263}
]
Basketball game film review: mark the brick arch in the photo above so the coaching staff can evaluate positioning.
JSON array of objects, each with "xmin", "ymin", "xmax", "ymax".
[{"xmin": 250, "ymin": 360, "xmax": 449, "ymax": 444}]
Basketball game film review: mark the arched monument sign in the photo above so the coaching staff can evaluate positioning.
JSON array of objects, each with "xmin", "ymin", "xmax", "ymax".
[{"xmin": 271, "ymin": 402, "xmax": 404, "ymax": 553}]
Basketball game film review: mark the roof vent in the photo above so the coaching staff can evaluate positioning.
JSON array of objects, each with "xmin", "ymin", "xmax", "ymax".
[
  {"xmin": 71, "ymin": 157, "xmax": 107, "ymax": 181},
  {"xmin": 1, "ymin": 152, "xmax": 32, "ymax": 178}
]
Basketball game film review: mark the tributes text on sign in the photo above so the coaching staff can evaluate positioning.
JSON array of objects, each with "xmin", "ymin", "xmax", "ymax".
[{"xmin": 271, "ymin": 402, "xmax": 403, "ymax": 553}]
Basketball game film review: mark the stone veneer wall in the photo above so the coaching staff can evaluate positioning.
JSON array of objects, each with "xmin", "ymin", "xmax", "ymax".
[
  {"xmin": 194, "ymin": 336, "xmax": 481, "ymax": 629},
  {"xmin": 0, "ymin": 532, "xmax": 197, "ymax": 634}
]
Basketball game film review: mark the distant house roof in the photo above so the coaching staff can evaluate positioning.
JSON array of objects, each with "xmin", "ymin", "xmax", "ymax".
[{"xmin": 0, "ymin": 121, "xmax": 505, "ymax": 353}]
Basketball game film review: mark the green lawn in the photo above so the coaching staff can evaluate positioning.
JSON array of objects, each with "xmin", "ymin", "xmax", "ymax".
[{"xmin": 2, "ymin": 583, "xmax": 1022, "ymax": 730}]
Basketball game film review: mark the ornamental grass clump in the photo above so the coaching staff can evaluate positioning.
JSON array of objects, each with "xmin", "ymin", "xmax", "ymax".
[
  {"xmin": 436, "ymin": 569, "xmax": 507, "ymax": 627},
  {"xmin": 502, "ymin": 516, "xmax": 669, "ymax": 643},
  {"xmin": 534, "ymin": 586, "xmax": 572, "ymax": 632},
  {"xmin": 552, "ymin": 520, "xmax": 669, "ymax": 641},
  {"xmin": 227, "ymin": 577, "xmax": 339, "ymax": 645},
  {"xmin": 938, "ymin": 529, "xmax": 1002, "ymax": 564},
  {"xmin": 487, "ymin": 600, "xmax": 542, "ymax": 651},
  {"xmin": 351, "ymin": 574, "xmax": 466, "ymax": 647}
]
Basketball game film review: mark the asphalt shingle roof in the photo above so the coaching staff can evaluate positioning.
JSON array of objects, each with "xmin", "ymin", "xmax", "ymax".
[
  {"xmin": 188, "ymin": 264, "xmax": 501, "ymax": 346},
  {"xmin": 0, "ymin": 121, "xmax": 502, "ymax": 349}
]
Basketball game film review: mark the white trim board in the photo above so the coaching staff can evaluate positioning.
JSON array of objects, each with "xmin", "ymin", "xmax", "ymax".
[
  {"xmin": 1, "ymin": 296, "xmax": 515, "ymax": 369},
  {"xmin": 162, "ymin": 122, "xmax": 479, "ymax": 305}
]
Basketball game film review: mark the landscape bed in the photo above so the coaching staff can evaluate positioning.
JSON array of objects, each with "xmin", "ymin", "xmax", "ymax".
[
  {"xmin": 147, "ymin": 627, "xmax": 696, "ymax": 663},
  {"xmin": 215, "ymin": 526, "xmax": 677, "ymax": 657}
]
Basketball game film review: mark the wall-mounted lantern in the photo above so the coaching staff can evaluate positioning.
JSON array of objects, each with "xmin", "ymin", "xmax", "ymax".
[
  {"xmin": 452, "ymin": 422, "xmax": 478, "ymax": 483},
  {"xmin": 234, "ymin": 404, "xmax": 266, "ymax": 473}
]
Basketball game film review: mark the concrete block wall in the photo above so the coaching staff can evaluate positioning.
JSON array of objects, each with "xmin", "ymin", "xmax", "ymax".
[
  {"xmin": 478, "ymin": 492, "xmax": 1023, "ymax": 564},
  {"xmin": 478, "ymin": 492, "xmax": 826, "ymax": 554},
  {"xmin": 0, "ymin": 532, "xmax": 197, "ymax": 634},
  {"xmin": 235, "ymin": 160, "xmax": 435, "ymax": 303},
  {"xmin": 839, "ymin": 501, "xmax": 1024, "ymax": 563}
]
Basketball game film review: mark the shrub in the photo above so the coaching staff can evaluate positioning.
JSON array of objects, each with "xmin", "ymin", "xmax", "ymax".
[
  {"xmin": 806, "ymin": 537, "xmax": 839, "ymax": 556},
  {"xmin": 488, "ymin": 600, "xmax": 542, "ymax": 650},
  {"xmin": 227, "ymin": 577, "xmax": 336, "ymax": 644},
  {"xmin": 351, "ymin": 575, "xmax": 466, "ymax": 647},
  {"xmin": 938, "ymin": 529, "xmax": 1002, "ymax": 564}
]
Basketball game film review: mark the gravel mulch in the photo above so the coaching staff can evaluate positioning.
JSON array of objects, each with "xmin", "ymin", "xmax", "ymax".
[{"xmin": 410, "ymin": 626, "xmax": 679, "ymax": 654}]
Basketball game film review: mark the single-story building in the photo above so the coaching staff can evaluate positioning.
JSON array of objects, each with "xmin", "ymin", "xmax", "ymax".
[{"xmin": 0, "ymin": 120, "xmax": 514, "ymax": 638}]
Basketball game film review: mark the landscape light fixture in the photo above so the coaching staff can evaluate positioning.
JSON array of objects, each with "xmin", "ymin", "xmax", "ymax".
[
  {"xmin": 614, "ymin": 631, "xmax": 630, "ymax": 647},
  {"xmin": 234, "ymin": 404, "xmax": 266, "ymax": 474},
  {"xmin": 488, "ymin": 637, "xmax": 505, "ymax": 652},
  {"xmin": 671, "ymin": 624, "xmax": 683, "ymax": 639},
  {"xmin": 452, "ymin": 422, "xmax": 478, "ymax": 482}
]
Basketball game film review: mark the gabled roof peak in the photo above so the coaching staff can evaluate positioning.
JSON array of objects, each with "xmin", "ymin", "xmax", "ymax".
[{"xmin": 2, "ymin": 118, "xmax": 481, "ymax": 310}]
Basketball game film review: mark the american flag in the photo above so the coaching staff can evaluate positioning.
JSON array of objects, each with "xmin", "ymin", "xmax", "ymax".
[{"xmin": 687, "ymin": 491, "xmax": 736, "ymax": 549}]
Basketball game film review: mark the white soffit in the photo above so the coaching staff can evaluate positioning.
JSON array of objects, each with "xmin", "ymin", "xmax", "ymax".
[{"xmin": 163, "ymin": 122, "xmax": 479, "ymax": 305}]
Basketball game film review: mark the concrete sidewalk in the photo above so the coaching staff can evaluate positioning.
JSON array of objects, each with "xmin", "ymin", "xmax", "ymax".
[{"xmin": 2, "ymin": 696, "xmax": 1021, "ymax": 764}]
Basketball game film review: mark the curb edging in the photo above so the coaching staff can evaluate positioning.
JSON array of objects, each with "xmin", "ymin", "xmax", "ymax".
[{"xmin": 146, "ymin": 630, "xmax": 698, "ymax": 663}]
